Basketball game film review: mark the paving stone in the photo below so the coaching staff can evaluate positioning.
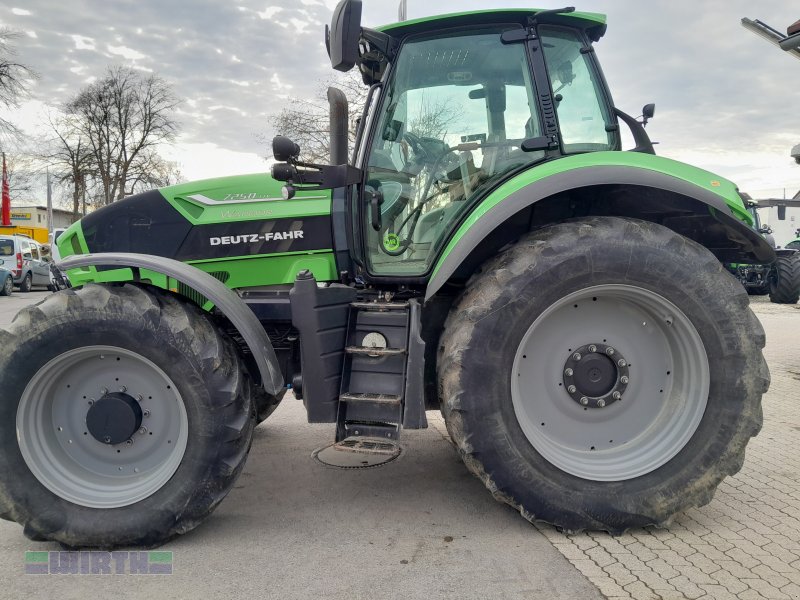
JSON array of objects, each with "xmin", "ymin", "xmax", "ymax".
[
  {"xmin": 622, "ymin": 580, "xmax": 661, "ymax": 599},
  {"xmin": 698, "ymin": 584, "xmax": 742, "ymax": 600},
  {"xmin": 741, "ymin": 578, "xmax": 792, "ymax": 600},
  {"xmin": 604, "ymin": 563, "xmax": 639, "ymax": 587}
]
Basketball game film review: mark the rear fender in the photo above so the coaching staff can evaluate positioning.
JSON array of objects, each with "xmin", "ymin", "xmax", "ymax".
[{"xmin": 427, "ymin": 154, "xmax": 775, "ymax": 300}]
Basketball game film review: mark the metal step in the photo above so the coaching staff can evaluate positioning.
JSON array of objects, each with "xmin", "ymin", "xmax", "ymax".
[
  {"xmin": 340, "ymin": 392, "xmax": 402, "ymax": 405},
  {"xmin": 342, "ymin": 421, "xmax": 400, "ymax": 440},
  {"xmin": 350, "ymin": 301, "xmax": 409, "ymax": 311},
  {"xmin": 345, "ymin": 345, "xmax": 406, "ymax": 357}
]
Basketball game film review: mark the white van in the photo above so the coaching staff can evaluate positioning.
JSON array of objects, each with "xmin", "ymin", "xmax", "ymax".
[{"xmin": 0, "ymin": 235, "xmax": 52, "ymax": 292}]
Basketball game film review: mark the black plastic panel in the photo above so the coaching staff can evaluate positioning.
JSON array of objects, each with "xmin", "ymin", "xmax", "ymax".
[{"xmin": 290, "ymin": 274, "xmax": 356, "ymax": 423}]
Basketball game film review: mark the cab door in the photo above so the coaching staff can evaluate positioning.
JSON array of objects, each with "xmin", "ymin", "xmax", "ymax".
[{"xmin": 359, "ymin": 26, "xmax": 546, "ymax": 278}]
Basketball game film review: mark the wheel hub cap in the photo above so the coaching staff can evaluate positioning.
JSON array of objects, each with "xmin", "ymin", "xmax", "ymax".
[
  {"xmin": 563, "ymin": 343, "xmax": 629, "ymax": 408},
  {"xmin": 86, "ymin": 392, "xmax": 143, "ymax": 445}
]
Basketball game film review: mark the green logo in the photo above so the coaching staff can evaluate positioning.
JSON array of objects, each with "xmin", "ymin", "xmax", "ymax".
[{"xmin": 383, "ymin": 233, "xmax": 400, "ymax": 251}]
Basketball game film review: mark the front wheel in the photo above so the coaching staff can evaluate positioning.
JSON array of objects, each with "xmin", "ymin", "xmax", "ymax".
[
  {"xmin": 439, "ymin": 217, "xmax": 768, "ymax": 533},
  {"xmin": 769, "ymin": 253, "xmax": 800, "ymax": 304},
  {"xmin": 0, "ymin": 284, "xmax": 254, "ymax": 548}
]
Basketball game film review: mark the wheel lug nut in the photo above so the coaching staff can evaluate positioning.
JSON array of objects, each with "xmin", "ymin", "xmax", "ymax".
[
  {"xmin": 588, "ymin": 345, "xmax": 597, "ymax": 353},
  {"xmin": 138, "ymin": 427, "xmax": 147, "ymax": 435},
  {"xmin": 612, "ymin": 391, "xmax": 621, "ymax": 400},
  {"xmin": 564, "ymin": 368, "xmax": 574, "ymax": 377},
  {"xmin": 573, "ymin": 352, "xmax": 582, "ymax": 361},
  {"xmin": 119, "ymin": 385, "xmax": 127, "ymax": 393},
  {"xmin": 620, "ymin": 375, "xmax": 629, "ymax": 384},
  {"xmin": 103, "ymin": 435, "xmax": 111, "ymax": 443},
  {"xmin": 580, "ymin": 396, "xmax": 589, "ymax": 406},
  {"xmin": 143, "ymin": 410, "xmax": 151, "ymax": 417},
  {"xmin": 617, "ymin": 359, "xmax": 627, "ymax": 368},
  {"xmin": 567, "ymin": 385, "xmax": 577, "ymax": 393},
  {"xmin": 597, "ymin": 399, "xmax": 606, "ymax": 408},
  {"xmin": 605, "ymin": 347, "xmax": 615, "ymax": 356},
  {"xmin": 100, "ymin": 387, "xmax": 108, "ymax": 395},
  {"xmin": 137, "ymin": 395, "xmax": 143, "ymax": 402},
  {"xmin": 126, "ymin": 438, "xmax": 134, "ymax": 445}
]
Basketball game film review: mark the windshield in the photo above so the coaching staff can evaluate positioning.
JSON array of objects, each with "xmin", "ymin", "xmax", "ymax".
[
  {"xmin": 539, "ymin": 26, "xmax": 615, "ymax": 153},
  {"xmin": 363, "ymin": 27, "xmax": 544, "ymax": 276}
]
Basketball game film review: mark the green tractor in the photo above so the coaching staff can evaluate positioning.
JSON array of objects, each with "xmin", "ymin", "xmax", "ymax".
[
  {"xmin": 725, "ymin": 201, "xmax": 800, "ymax": 303},
  {"xmin": 0, "ymin": 2, "xmax": 773, "ymax": 548}
]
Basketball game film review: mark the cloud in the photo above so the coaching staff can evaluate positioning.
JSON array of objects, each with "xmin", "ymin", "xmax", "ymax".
[
  {"xmin": 70, "ymin": 34, "xmax": 96, "ymax": 51},
  {"xmin": 107, "ymin": 45, "xmax": 145, "ymax": 60},
  {"xmin": 11, "ymin": 8, "xmax": 32, "ymax": 16}
]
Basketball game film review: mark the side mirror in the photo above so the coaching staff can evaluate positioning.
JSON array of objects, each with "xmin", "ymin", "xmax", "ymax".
[
  {"xmin": 23, "ymin": 253, "xmax": 32, "ymax": 260},
  {"xmin": 758, "ymin": 226, "xmax": 772, "ymax": 235},
  {"xmin": 272, "ymin": 136, "xmax": 301, "ymax": 162},
  {"xmin": 327, "ymin": 0, "xmax": 362, "ymax": 72},
  {"xmin": 641, "ymin": 103, "xmax": 656, "ymax": 127}
]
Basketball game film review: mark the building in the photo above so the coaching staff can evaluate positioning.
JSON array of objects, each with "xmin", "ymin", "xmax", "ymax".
[
  {"xmin": 756, "ymin": 191, "xmax": 800, "ymax": 247},
  {"xmin": 9, "ymin": 205, "xmax": 75, "ymax": 231}
]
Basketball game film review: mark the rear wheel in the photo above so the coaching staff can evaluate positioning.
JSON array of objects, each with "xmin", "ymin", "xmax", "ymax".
[
  {"xmin": 0, "ymin": 283, "xmax": 254, "ymax": 548},
  {"xmin": 18, "ymin": 272, "xmax": 32, "ymax": 293},
  {"xmin": 769, "ymin": 253, "xmax": 800, "ymax": 304},
  {"xmin": 0, "ymin": 274, "xmax": 12, "ymax": 296},
  {"xmin": 439, "ymin": 217, "xmax": 768, "ymax": 532}
]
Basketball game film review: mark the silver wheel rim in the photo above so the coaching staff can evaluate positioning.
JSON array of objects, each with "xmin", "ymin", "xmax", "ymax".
[
  {"xmin": 511, "ymin": 284, "xmax": 709, "ymax": 481},
  {"xmin": 17, "ymin": 346, "xmax": 189, "ymax": 508},
  {"xmin": 3, "ymin": 276, "xmax": 11, "ymax": 294}
]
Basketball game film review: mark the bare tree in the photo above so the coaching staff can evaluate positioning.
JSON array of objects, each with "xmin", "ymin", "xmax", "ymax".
[
  {"xmin": 267, "ymin": 71, "xmax": 369, "ymax": 164},
  {"xmin": 0, "ymin": 28, "xmax": 36, "ymax": 138},
  {"xmin": 67, "ymin": 66, "xmax": 180, "ymax": 205},
  {"xmin": 2, "ymin": 148, "xmax": 39, "ymax": 198},
  {"xmin": 126, "ymin": 149, "xmax": 183, "ymax": 193},
  {"xmin": 44, "ymin": 112, "xmax": 95, "ymax": 220}
]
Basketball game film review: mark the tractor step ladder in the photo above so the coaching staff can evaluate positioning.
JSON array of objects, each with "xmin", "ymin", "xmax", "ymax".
[{"xmin": 336, "ymin": 300, "xmax": 411, "ymax": 442}]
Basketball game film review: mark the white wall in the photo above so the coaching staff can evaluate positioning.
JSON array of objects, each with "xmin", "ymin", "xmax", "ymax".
[{"xmin": 757, "ymin": 207, "xmax": 800, "ymax": 247}]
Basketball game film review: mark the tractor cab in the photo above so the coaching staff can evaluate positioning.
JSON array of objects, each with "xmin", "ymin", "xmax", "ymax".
[{"xmin": 273, "ymin": 1, "xmax": 659, "ymax": 280}]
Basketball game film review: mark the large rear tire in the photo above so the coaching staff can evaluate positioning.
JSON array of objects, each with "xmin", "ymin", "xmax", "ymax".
[
  {"xmin": 439, "ymin": 217, "xmax": 768, "ymax": 533},
  {"xmin": 769, "ymin": 253, "xmax": 800, "ymax": 304},
  {"xmin": 0, "ymin": 283, "xmax": 254, "ymax": 548}
]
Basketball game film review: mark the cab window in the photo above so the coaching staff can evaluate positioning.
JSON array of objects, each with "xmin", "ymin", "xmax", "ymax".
[
  {"xmin": 539, "ymin": 26, "xmax": 615, "ymax": 153},
  {"xmin": 363, "ymin": 27, "xmax": 543, "ymax": 276}
]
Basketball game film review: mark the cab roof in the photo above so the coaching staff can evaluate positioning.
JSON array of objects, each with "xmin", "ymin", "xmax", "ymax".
[{"xmin": 377, "ymin": 8, "xmax": 607, "ymax": 39}]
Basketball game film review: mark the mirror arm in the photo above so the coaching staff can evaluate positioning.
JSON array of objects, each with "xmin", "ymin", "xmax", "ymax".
[{"xmin": 614, "ymin": 108, "xmax": 655, "ymax": 154}]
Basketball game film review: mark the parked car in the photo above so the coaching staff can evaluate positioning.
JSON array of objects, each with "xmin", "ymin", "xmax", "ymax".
[
  {"xmin": 0, "ymin": 266, "xmax": 12, "ymax": 296},
  {"xmin": 0, "ymin": 234, "xmax": 52, "ymax": 292}
]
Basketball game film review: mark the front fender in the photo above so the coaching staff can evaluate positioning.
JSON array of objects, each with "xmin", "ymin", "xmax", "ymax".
[
  {"xmin": 59, "ymin": 252, "xmax": 283, "ymax": 396},
  {"xmin": 427, "ymin": 152, "xmax": 775, "ymax": 300}
]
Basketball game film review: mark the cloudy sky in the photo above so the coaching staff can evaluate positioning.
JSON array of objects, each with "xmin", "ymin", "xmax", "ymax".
[{"xmin": 2, "ymin": 0, "xmax": 799, "ymax": 200}]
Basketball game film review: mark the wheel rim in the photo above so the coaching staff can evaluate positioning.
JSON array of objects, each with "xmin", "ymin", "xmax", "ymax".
[
  {"xmin": 511, "ymin": 284, "xmax": 709, "ymax": 481},
  {"xmin": 4, "ymin": 276, "xmax": 11, "ymax": 294},
  {"xmin": 17, "ymin": 346, "xmax": 189, "ymax": 508}
]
